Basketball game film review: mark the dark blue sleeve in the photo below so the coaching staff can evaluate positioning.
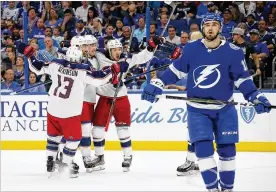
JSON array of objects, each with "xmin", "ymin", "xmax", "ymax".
[
  {"xmin": 230, "ymin": 48, "xmax": 257, "ymax": 100},
  {"xmin": 260, "ymin": 42, "xmax": 270, "ymax": 56}
]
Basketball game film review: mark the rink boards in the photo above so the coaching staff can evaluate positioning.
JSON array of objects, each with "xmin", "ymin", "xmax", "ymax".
[{"xmin": 1, "ymin": 92, "xmax": 276, "ymax": 152}]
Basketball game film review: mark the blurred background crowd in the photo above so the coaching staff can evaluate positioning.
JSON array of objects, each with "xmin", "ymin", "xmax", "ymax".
[{"xmin": 1, "ymin": 1, "xmax": 276, "ymax": 94}]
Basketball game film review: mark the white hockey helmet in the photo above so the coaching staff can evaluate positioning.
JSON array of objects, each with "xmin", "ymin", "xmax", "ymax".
[
  {"xmin": 84, "ymin": 35, "xmax": 98, "ymax": 45},
  {"xmin": 106, "ymin": 39, "xmax": 123, "ymax": 50},
  {"xmin": 70, "ymin": 36, "xmax": 86, "ymax": 47},
  {"xmin": 66, "ymin": 46, "xmax": 83, "ymax": 63}
]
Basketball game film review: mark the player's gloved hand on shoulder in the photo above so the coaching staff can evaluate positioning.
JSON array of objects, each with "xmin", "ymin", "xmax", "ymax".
[
  {"xmin": 141, "ymin": 78, "xmax": 164, "ymax": 103},
  {"xmin": 147, "ymin": 36, "xmax": 165, "ymax": 52},
  {"xmin": 24, "ymin": 45, "xmax": 35, "ymax": 58},
  {"xmin": 248, "ymin": 92, "xmax": 271, "ymax": 114}
]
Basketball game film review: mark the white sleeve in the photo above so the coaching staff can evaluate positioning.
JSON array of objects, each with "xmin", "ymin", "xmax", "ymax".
[
  {"xmin": 126, "ymin": 48, "xmax": 154, "ymax": 68},
  {"xmin": 2, "ymin": 9, "xmax": 7, "ymax": 19},
  {"xmin": 95, "ymin": 52, "xmax": 114, "ymax": 68},
  {"xmin": 84, "ymin": 71, "xmax": 112, "ymax": 87}
]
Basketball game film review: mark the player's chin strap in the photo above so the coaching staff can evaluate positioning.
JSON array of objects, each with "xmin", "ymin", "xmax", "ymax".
[{"xmin": 156, "ymin": 95, "xmax": 276, "ymax": 109}]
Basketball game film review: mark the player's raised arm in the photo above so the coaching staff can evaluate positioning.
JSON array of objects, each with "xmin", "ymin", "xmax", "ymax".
[{"xmin": 230, "ymin": 46, "xmax": 271, "ymax": 113}]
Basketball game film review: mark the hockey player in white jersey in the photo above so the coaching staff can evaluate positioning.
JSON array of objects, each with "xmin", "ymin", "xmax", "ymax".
[
  {"xmin": 90, "ymin": 37, "xmax": 180, "ymax": 172},
  {"xmin": 22, "ymin": 44, "xmax": 129, "ymax": 178}
]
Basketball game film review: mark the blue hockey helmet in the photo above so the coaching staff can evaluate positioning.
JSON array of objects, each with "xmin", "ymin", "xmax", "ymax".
[{"xmin": 201, "ymin": 13, "xmax": 223, "ymax": 30}]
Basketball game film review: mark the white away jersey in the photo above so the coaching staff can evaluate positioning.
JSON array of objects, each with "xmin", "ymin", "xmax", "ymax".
[{"xmin": 28, "ymin": 57, "xmax": 112, "ymax": 118}]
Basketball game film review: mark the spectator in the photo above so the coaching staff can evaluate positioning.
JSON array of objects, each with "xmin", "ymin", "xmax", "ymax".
[
  {"xmin": 27, "ymin": 7, "xmax": 39, "ymax": 34},
  {"xmin": 149, "ymin": 23, "xmax": 158, "ymax": 37},
  {"xmin": 2, "ymin": 1, "xmax": 18, "ymax": 21},
  {"xmin": 98, "ymin": 24, "xmax": 115, "ymax": 49},
  {"xmin": 2, "ymin": 50, "xmax": 16, "ymax": 71},
  {"xmin": 221, "ymin": 8, "xmax": 237, "ymax": 41},
  {"xmin": 249, "ymin": 29, "xmax": 270, "ymax": 61},
  {"xmin": 37, "ymin": 27, "xmax": 60, "ymax": 49},
  {"xmin": 121, "ymin": 26, "xmax": 139, "ymax": 53},
  {"xmin": 1, "ymin": 69, "xmax": 21, "ymax": 93},
  {"xmin": 13, "ymin": 56, "xmax": 25, "ymax": 85},
  {"xmin": 231, "ymin": 28, "xmax": 261, "ymax": 75},
  {"xmin": 11, "ymin": 24, "xmax": 20, "ymax": 41},
  {"xmin": 238, "ymin": 1, "xmax": 256, "ymax": 17},
  {"xmin": 196, "ymin": 2, "xmax": 208, "ymax": 18},
  {"xmin": 29, "ymin": 18, "xmax": 45, "ymax": 39},
  {"xmin": 61, "ymin": 9, "xmax": 76, "ymax": 33},
  {"xmin": 190, "ymin": 23, "xmax": 200, "ymax": 32},
  {"xmin": 133, "ymin": 17, "xmax": 146, "ymax": 43},
  {"xmin": 45, "ymin": 8, "xmax": 63, "ymax": 28},
  {"xmin": 15, "ymin": 29, "xmax": 24, "ymax": 47},
  {"xmin": 86, "ymin": 7, "xmax": 98, "ymax": 27},
  {"xmin": 113, "ymin": 19, "xmax": 124, "ymax": 39},
  {"xmin": 258, "ymin": 20, "xmax": 275, "ymax": 46},
  {"xmin": 255, "ymin": 1, "xmax": 269, "ymax": 21},
  {"xmin": 165, "ymin": 26, "xmax": 181, "ymax": 45},
  {"xmin": 140, "ymin": 69, "xmax": 158, "ymax": 90},
  {"xmin": 52, "ymin": 27, "xmax": 64, "ymax": 44},
  {"xmin": 21, "ymin": 72, "xmax": 46, "ymax": 93},
  {"xmin": 179, "ymin": 32, "xmax": 189, "ymax": 49},
  {"xmin": 75, "ymin": 1, "xmax": 92, "ymax": 22},
  {"xmin": 58, "ymin": 1, "xmax": 74, "ymax": 19},
  {"xmin": 246, "ymin": 13, "xmax": 258, "ymax": 31},
  {"xmin": 157, "ymin": 13, "xmax": 168, "ymax": 36},
  {"xmin": 123, "ymin": 3, "xmax": 142, "ymax": 26},
  {"xmin": 206, "ymin": 2, "xmax": 217, "ymax": 15},
  {"xmin": 41, "ymin": 37, "xmax": 58, "ymax": 58},
  {"xmin": 17, "ymin": 1, "xmax": 32, "ymax": 23},
  {"xmin": 41, "ymin": 2, "xmax": 52, "ymax": 22},
  {"xmin": 174, "ymin": 1, "xmax": 197, "ymax": 20},
  {"xmin": 89, "ymin": 17, "xmax": 105, "ymax": 39},
  {"xmin": 71, "ymin": 19, "xmax": 91, "ymax": 37},
  {"xmin": 190, "ymin": 31, "xmax": 203, "ymax": 41},
  {"xmin": 5, "ymin": 19, "xmax": 15, "ymax": 33},
  {"xmin": 136, "ymin": 1, "xmax": 146, "ymax": 15},
  {"xmin": 229, "ymin": 3, "xmax": 245, "ymax": 23},
  {"xmin": 268, "ymin": 13, "xmax": 276, "ymax": 33}
]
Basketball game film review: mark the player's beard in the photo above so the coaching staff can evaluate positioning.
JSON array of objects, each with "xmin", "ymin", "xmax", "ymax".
[{"xmin": 204, "ymin": 32, "xmax": 220, "ymax": 42}]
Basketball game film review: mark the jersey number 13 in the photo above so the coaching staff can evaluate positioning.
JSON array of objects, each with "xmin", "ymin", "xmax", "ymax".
[{"xmin": 53, "ymin": 74, "xmax": 74, "ymax": 99}]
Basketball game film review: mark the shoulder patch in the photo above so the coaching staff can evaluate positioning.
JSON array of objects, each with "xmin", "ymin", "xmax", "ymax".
[{"xmin": 229, "ymin": 43, "xmax": 240, "ymax": 50}]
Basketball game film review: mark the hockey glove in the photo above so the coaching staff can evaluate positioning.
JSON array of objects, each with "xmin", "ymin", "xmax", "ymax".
[
  {"xmin": 147, "ymin": 36, "xmax": 165, "ymax": 52},
  {"xmin": 141, "ymin": 78, "xmax": 164, "ymax": 103},
  {"xmin": 110, "ymin": 61, "xmax": 129, "ymax": 85},
  {"xmin": 24, "ymin": 45, "xmax": 35, "ymax": 58},
  {"xmin": 170, "ymin": 47, "xmax": 181, "ymax": 60},
  {"xmin": 248, "ymin": 92, "xmax": 271, "ymax": 114}
]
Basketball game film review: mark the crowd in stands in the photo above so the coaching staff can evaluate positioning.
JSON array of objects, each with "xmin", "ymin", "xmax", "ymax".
[{"xmin": 1, "ymin": 1, "xmax": 276, "ymax": 94}]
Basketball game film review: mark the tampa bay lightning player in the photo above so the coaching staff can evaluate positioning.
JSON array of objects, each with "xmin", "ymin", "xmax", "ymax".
[{"xmin": 141, "ymin": 14, "xmax": 271, "ymax": 192}]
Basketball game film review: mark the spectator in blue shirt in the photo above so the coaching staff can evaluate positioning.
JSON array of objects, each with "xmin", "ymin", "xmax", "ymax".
[
  {"xmin": 113, "ymin": 19, "xmax": 124, "ymax": 39},
  {"xmin": 1, "ymin": 69, "xmax": 21, "ymax": 94},
  {"xmin": 221, "ymin": 8, "xmax": 237, "ymax": 41},
  {"xmin": 45, "ymin": 8, "xmax": 63, "ymax": 29},
  {"xmin": 249, "ymin": 29, "xmax": 270, "ymax": 61},
  {"xmin": 61, "ymin": 9, "xmax": 76, "ymax": 33},
  {"xmin": 133, "ymin": 17, "xmax": 146, "ymax": 43},
  {"xmin": 21, "ymin": 72, "xmax": 46, "ymax": 93},
  {"xmin": 255, "ymin": 1, "xmax": 269, "ymax": 21},
  {"xmin": 196, "ymin": 2, "xmax": 208, "ymax": 18},
  {"xmin": 70, "ymin": 19, "xmax": 91, "ymax": 37},
  {"xmin": 29, "ymin": 18, "xmax": 45, "ymax": 40}
]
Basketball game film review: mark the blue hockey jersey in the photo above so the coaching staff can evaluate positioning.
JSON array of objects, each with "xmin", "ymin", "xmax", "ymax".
[{"xmin": 160, "ymin": 39, "xmax": 257, "ymax": 113}]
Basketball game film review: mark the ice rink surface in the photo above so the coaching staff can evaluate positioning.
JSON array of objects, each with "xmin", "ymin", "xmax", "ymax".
[{"xmin": 1, "ymin": 151, "xmax": 276, "ymax": 191}]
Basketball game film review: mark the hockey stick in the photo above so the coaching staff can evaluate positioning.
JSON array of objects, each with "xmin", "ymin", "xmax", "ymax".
[
  {"xmin": 10, "ymin": 80, "xmax": 52, "ymax": 95},
  {"xmin": 145, "ymin": 1, "xmax": 178, "ymax": 83},
  {"xmin": 104, "ymin": 25, "xmax": 136, "ymax": 132},
  {"xmin": 159, "ymin": 95, "xmax": 276, "ymax": 109}
]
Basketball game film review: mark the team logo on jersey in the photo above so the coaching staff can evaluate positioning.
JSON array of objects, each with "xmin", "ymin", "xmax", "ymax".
[
  {"xmin": 193, "ymin": 64, "xmax": 221, "ymax": 89},
  {"xmin": 240, "ymin": 105, "xmax": 255, "ymax": 124}
]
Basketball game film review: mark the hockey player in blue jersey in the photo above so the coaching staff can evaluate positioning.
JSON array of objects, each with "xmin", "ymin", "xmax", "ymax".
[{"xmin": 141, "ymin": 14, "xmax": 271, "ymax": 192}]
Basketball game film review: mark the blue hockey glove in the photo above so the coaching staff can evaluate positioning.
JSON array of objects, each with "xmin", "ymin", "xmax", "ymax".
[
  {"xmin": 141, "ymin": 79, "xmax": 164, "ymax": 103},
  {"xmin": 248, "ymin": 92, "xmax": 271, "ymax": 114}
]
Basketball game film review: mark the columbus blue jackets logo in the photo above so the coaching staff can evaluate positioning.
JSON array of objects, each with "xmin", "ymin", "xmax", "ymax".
[
  {"xmin": 193, "ymin": 64, "xmax": 221, "ymax": 89},
  {"xmin": 240, "ymin": 106, "xmax": 255, "ymax": 124}
]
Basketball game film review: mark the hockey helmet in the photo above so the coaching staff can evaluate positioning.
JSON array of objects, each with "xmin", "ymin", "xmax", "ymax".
[
  {"xmin": 66, "ymin": 46, "xmax": 83, "ymax": 63},
  {"xmin": 201, "ymin": 13, "xmax": 223, "ymax": 30},
  {"xmin": 70, "ymin": 36, "xmax": 86, "ymax": 47}
]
